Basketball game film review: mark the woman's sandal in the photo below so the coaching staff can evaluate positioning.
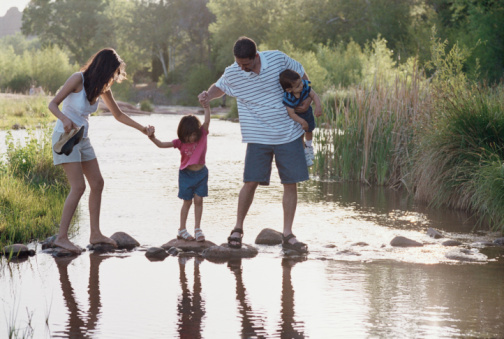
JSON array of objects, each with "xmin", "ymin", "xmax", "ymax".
[
  {"xmin": 282, "ymin": 233, "xmax": 308, "ymax": 254},
  {"xmin": 227, "ymin": 228, "xmax": 243, "ymax": 249},
  {"xmin": 194, "ymin": 228, "xmax": 205, "ymax": 242},
  {"xmin": 177, "ymin": 229, "xmax": 195, "ymax": 241}
]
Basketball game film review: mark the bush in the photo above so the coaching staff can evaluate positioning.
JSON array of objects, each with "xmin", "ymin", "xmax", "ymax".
[{"xmin": 140, "ymin": 99, "xmax": 154, "ymax": 112}]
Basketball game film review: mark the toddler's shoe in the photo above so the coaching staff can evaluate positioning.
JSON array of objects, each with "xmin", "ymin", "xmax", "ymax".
[
  {"xmin": 305, "ymin": 145, "xmax": 315, "ymax": 160},
  {"xmin": 54, "ymin": 126, "xmax": 85, "ymax": 156}
]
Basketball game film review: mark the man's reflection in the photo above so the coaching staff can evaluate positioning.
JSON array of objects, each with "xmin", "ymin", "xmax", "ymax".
[
  {"xmin": 278, "ymin": 257, "xmax": 306, "ymax": 339},
  {"xmin": 228, "ymin": 258, "xmax": 267, "ymax": 338}
]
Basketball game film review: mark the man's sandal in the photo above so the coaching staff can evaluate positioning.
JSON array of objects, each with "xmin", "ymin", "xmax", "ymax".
[
  {"xmin": 227, "ymin": 228, "xmax": 243, "ymax": 249},
  {"xmin": 177, "ymin": 229, "xmax": 195, "ymax": 241},
  {"xmin": 282, "ymin": 234, "xmax": 308, "ymax": 254},
  {"xmin": 194, "ymin": 228, "xmax": 205, "ymax": 242}
]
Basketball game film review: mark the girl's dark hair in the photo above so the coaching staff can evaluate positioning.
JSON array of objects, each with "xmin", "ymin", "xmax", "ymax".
[
  {"xmin": 177, "ymin": 115, "xmax": 202, "ymax": 143},
  {"xmin": 81, "ymin": 48, "xmax": 126, "ymax": 103},
  {"xmin": 233, "ymin": 36, "xmax": 257, "ymax": 59},
  {"xmin": 279, "ymin": 69, "xmax": 301, "ymax": 91}
]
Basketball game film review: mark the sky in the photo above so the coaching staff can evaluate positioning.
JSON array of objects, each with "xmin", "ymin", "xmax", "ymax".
[{"xmin": 0, "ymin": 0, "xmax": 31, "ymax": 17}]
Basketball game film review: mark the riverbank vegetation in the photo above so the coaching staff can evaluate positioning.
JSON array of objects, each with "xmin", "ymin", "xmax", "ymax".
[{"xmin": 0, "ymin": 127, "xmax": 69, "ymax": 247}]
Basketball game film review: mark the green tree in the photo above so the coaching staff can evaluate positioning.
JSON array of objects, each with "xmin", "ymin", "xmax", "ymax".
[{"xmin": 21, "ymin": 0, "xmax": 111, "ymax": 64}]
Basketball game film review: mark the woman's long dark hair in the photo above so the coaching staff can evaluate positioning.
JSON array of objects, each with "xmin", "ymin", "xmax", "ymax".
[{"xmin": 81, "ymin": 48, "xmax": 126, "ymax": 103}]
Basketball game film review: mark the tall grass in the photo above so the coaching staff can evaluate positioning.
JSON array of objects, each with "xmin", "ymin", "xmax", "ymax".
[
  {"xmin": 313, "ymin": 68, "xmax": 432, "ymax": 188},
  {"xmin": 413, "ymin": 84, "xmax": 504, "ymax": 230},
  {"xmin": 0, "ymin": 127, "xmax": 69, "ymax": 246}
]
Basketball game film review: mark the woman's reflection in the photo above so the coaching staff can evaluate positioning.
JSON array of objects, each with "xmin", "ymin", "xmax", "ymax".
[
  {"xmin": 53, "ymin": 253, "xmax": 110, "ymax": 338},
  {"xmin": 177, "ymin": 256, "xmax": 205, "ymax": 339}
]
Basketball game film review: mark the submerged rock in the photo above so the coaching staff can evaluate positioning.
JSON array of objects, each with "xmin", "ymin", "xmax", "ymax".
[
  {"xmin": 88, "ymin": 243, "xmax": 116, "ymax": 253},
  {"xmin": 494, "ymin": 237, "xmax": 504, "ymax": 246},
  {"xmin": 390, "ymin": 236, "xmax": 423, "ymax": 247},
  {"xmin": 255, "ymin": 228, "xmax": 282, "ymax": 245},
  {"xmin": 161, "ymin": 239, "xmax": 216, "ymax": 253},
  {"xmin": 1, "ymin": 244, "xmax": 35, "ymax": 257},
  {"xmin": 445, "ymin": 248, "xmax": 487, "ymax": 262},
  {"xmin": 201, "ymin": 244, "xmax": 258, "ymax": 261},
  {"xmin": 111, "ymin": 232, "xmax": 140, "ymax": 250},
  {"xmin": 427, "ymin": 228, "xmax": 444, "ymax": 239},
  {"xmin": 145, "ymin": 247, "xmax": 169, "ymax": 261},
  {"xmin": 442, "ymin": 240, "xmax": 463, "ymax": 247}
]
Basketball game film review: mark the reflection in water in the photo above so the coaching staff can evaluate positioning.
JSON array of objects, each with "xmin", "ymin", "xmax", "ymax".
[
  {"xmin": 53, "ymin": 253, "xmax": 109, "ymax": 338},
  {"xmin": 278, "ymin": 257, "xmax": 306, "ymax": 339},
  {"xmin": 228, "ymin": 258, "xmax": 267, "ymax": 338},
  {"xmin": 177, "ymin": 257, "xmax": 205, "ymax": 339}
]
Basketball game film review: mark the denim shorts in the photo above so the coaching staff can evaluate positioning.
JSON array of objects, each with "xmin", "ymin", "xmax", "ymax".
[
  {"xmin": 178, "ymin": 166, "xmax": 209, "ymax": 200},
  {"xmin": 52, "ymin": 132, "xmax": 96, "ymax": 165},
  {"xmin": 243, "ymin": 136, "xmax": 309, "ymax": 185},
  {"xmin": 297, "ymin": 106, "xmax": 316, "ymax": 132}
]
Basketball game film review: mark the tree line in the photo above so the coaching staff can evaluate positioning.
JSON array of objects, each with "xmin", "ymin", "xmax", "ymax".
[{"xmin": 19, "ymin": 0, "xmax": 503, "ymax": 86}]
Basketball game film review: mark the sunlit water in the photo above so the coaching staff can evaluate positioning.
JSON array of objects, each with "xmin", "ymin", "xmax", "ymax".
[{"xmin": 1, "ymin": 114, "xmax": 504, "ymax": 338}]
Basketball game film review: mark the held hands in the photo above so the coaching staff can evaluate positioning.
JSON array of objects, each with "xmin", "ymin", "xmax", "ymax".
[
  {"xmin": 146, "ymin": 125, "xmax": 155, "ymax": 138},
  {"xmin": 300, "ymin": 120, "xmax": 309, "ymax": 131},
  {"xmin": 198, "ymin": 91, "xmax": 209, "ymax": 107}
]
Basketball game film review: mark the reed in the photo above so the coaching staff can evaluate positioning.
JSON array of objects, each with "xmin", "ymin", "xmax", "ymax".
[{"xmin": 313, "ymin": 68, "xmax": 431, "ymax": 188}]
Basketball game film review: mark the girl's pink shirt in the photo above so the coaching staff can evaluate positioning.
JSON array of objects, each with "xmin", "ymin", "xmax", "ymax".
[{"xmin": 172, "ymin": 127, "xmax": 208, "ymax": 170}]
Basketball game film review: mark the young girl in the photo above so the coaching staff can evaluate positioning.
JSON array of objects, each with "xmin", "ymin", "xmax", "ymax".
[
  {"xmin": 146, "ymin": 104, "xmax": 210, "ymax": 242},
  {"xmin": 49, "ymin": 48, "xmax": 153, "ymax": 253}
]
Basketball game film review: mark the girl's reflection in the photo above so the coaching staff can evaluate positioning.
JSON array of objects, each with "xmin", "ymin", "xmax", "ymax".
[
  {"xmin": 54, "ymin": 253, "xmax": 110, "ymax": 338},
  {"xmin": 177, "ymin": 256, "xmax": 205, "ymax": 339}
]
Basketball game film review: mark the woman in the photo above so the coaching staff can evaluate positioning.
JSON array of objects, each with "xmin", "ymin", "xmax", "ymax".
[{"xmin": 49, "ymin": 48, "xmax": 151, "ymax": 253}]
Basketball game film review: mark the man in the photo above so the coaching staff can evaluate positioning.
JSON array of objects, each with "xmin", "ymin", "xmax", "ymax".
[{"xmin": 198, "ymin": 36, "xmax": 310, "ymax": 253}]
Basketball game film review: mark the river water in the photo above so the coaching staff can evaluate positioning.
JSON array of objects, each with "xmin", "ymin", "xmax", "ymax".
[{"xmin": 1, "ymin": 114, "xmax": 503, "ymax": 338}]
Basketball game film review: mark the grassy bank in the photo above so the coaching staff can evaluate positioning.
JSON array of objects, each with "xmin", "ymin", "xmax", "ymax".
[
  {"xmin": 0, "ymin": 127, "xmax": 69, "ymax": 247},
  {"xmin": 0, "ymin": 94, "xmax": 55, "ymax": 130}
]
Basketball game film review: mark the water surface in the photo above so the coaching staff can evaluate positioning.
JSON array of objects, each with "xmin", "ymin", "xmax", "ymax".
[{"xmin": 1, "ymin": 115, "xmax": 503, "ymax": 338}]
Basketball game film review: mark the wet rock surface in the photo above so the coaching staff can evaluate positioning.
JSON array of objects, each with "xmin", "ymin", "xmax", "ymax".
[
  {"xmin": 390, "ymin": 236, "xmax": 423, "ymax": 247},
  {"xmin": 202, "ymin": 243, "xmax": 258, "ymax": 261},
  {"xmin": 1, "ymin": 244, "xmax": 35, "ymax": 257},
  {"xmin": 111, "ymin": 232, "xmax": 140, "ymax": 250},
  {"xmin": 255, "ymin": 228, "xmax": 283, "ymax": 245},
  {"xmin": 145, "ymin": 247, "xmax": 169, "ymax": 261},
  {"xmin": 161, "ymin": 239, "xmax": 216, "ymax": 252},
  {"xmin": 427, "ymin": 227, "xmax": 444, "ymax": 239}
]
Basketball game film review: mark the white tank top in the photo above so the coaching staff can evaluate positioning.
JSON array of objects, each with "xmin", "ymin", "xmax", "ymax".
[{"xmin": 54, "ymin": 72, "xmax": 99, "ymax": 138}]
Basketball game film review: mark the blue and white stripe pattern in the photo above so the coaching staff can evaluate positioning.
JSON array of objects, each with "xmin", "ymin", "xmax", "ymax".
[
  {"xmin": 283, "ymin": 79, "xmax": 311, "ymax": 109},
  {"xmin": 216, "ymin": 50, "xmax": 306, "ymax": 145}
]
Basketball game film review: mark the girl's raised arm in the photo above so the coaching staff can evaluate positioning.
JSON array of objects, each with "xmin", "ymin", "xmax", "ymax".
[{"xmin": 202, "ymin": 105, "xmax": 211, "ymax": 132}]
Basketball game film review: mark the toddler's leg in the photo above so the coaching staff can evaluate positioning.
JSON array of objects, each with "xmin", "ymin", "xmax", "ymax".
[{"xmin": 194, "ymin": 195, "xmax": 205, "ymax": 241}]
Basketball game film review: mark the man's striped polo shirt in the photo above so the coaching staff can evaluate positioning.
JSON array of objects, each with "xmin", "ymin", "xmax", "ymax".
[{"xmin": 216, "ymin": 50, "xmax": 306, "ymax": 145}]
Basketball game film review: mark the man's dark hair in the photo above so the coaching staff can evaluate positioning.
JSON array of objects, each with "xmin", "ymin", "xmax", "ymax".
[
  {"xmin": 279, "ymin": 69, "xmax": 301, "ymax": 91},
  {"xmin": 233, "ymin": 37, "xmax": 257, "ymax": 59}
]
